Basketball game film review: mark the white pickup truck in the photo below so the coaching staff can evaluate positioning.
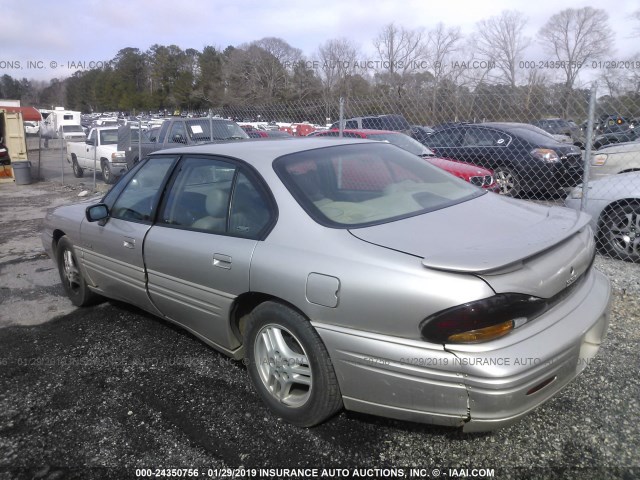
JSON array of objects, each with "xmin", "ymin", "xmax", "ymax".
[{"xmin": 66, "ymin": 127, "xmax": 127, "ymax": 184}]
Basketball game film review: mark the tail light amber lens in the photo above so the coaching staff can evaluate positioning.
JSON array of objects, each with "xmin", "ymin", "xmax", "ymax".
[{"xmin": 420, "ymin": 294, "xmax": 548, "ymax": 344}]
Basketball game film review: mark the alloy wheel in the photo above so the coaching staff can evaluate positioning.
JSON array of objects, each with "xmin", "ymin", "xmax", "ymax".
[{"xmin": 253, "ymin": 324, "xmax": 312, "ymax": 407}]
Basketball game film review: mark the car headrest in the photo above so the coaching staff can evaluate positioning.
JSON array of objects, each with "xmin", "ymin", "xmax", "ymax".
[{"xmin": 205, "ymin": 188, "xmax": 229, "ymax": 217}]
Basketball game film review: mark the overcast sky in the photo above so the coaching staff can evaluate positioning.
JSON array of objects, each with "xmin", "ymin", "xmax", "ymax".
[{"xmin": 2, "ymin": 0, "xmax": 638, "ymax": 83}]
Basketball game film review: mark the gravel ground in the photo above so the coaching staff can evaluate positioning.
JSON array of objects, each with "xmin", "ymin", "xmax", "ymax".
[{"xmin": 0, "ymin": 179, "xmax": 639, "ymax": 480}]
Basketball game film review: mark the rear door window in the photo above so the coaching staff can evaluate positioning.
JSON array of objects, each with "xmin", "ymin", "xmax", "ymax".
[{"xmin": 426, "ymin": 128, "xmax": 463, "ymax": 147}]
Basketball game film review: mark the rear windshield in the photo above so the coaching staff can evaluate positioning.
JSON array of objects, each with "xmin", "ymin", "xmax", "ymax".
[
  {"xmin": 185, "ymin": 119, "xmax": 249, "ymax": 141},
  {"xmin": 362, "ymin": 115, "xmax": 410, "ymax": 131},
  {"xmin": 62, "ymin": 125, "xmax": 84, "ymax": 132},
  {"xmin": 505, "ymin": 125, "xmax": 560, "ymax": 145},
  {"xmin": 366, "ymin": 133, "xmax": 433, "ymax": 156},
  {"xmin": 100, "ymin": 129, "xmax": 119, "ymax": 145},
  {"xmin": 274, "ymin": 143, "xmax": 481, "ymax": 228}
]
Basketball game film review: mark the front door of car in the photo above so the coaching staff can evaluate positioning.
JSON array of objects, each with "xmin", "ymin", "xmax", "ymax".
[
  {"xmin": 82, "ymin": 130, "xmax": 98, "ymax": 170},
  {"xmin": 143, "ymin": 156, "xmax": 274, "ymax": 353},
  {"xmin": 79, "ymin": 155, "xmax": 178, "ymax": 312}
]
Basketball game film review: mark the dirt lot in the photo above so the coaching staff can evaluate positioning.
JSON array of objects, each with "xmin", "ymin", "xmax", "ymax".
[{"xmin": 0, "ymin": 173, "xmax": 639, "ymax": 480}]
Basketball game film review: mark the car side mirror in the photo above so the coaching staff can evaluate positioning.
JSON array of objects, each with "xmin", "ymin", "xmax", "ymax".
[
  {"xmin": 86, "ymin": 138, "xmax": 95, "ymax": 146},
  {"xmin": 86, "ymin": 203, "xmax": 109, "ymax": 222}
]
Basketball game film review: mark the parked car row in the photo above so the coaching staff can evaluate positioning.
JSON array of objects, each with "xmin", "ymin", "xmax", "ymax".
[
  {"xmin": 312, "ymin": 129, "xmax": 499, "ymax": 192},
  {"xmin": 62, "ymin": 112, "xmax": 640, "ymax": 263},
  {"xmin": 418, "ymin": 122, "xmax": 584, "ymax": 196},
  {"xmin": 531, "ymin": 118, "xmax": 584, "ymax": 148}
]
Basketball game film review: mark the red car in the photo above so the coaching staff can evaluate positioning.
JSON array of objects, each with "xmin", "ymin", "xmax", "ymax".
[
  {"xmin": 246, "ymin": 130, "xmax": 293, "ymax": 139},
  {"xmin": 313, "ymin": 129, "xmax": 499, "ymax": 191}
]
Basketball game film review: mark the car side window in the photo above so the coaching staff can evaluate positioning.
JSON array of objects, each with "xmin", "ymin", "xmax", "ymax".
[
  {"xmin": 483, "ymin": 129, "xmax": 510, "ymax": 146},
  {"xmin": 229, "ymin": 172, "xmax": 272, "ymax": 239},
  {"xmin": 168, "ymin": 121, "xmax": 187, "ymax": 144},
  {"xmin": 159, "ymin": 157, "xmax": 235, "ymax": 234},
  {"xmin": 345, "ymin": 120, "xmax": 358, "ymax": 129},
  {"xmin": 159, "ymin": 158, "xmax": 272, "ymax": 239},
  {"xmin": 361, "ymin": 118, "xmax": 380, "ymax": 129},
  {"xmin": 427, "ymin": 128, "xmax": 462, "ymax": 147},
  {"xmin": 87, "ymin": 130, "xmax": 96, "ymax": 144},
  {"xmin": 462, "ymin": 128, "xmax": 509, "ymax": 147},
  {"xmin": 110, "ymin": 156, "xmax": 177, "ymax": 223}
]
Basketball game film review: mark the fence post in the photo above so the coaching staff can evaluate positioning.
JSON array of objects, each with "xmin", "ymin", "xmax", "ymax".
[
  {"xmin": 37, "ymin": 127, "xmax": 41, "ymax": 181},
  {"xmin": 209, "ymin": 109, "xmax": 213, "ymax": 141},
  {"xmin": 580, "ymin": 82, "xmax": 598, "ymax": 211},
  {"xmin": 93, "ymin": 133, "xmax": 97, "ymax": 190},
  {"xmin": 338, "ymin": 97, "xmax": 344, "ymax": 138},
  {"xmin": 60, "ymin": 132, "xmax": 64, "ymax": 185},
  {"xmin": 138, "ymin": 119, "xmax": 142, "ymax": 163}
]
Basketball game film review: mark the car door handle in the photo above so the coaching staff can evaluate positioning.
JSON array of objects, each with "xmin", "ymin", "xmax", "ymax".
[
  {"xmin": 212, "ymin": 253, "xmax": 231, "ymax": 270},
  {"xmin": 123, "ymin": 237, "xmax": 135, "ymax": 249}
]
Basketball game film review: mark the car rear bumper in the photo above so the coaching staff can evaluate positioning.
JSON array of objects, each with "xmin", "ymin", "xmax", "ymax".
[
  {"xmin": 109, "ymin": 162, "xmax": 129, "ymax": 176},
  {"xmin": 457, "ymin": 270, "xmax": 610, "ymax": 432},
  {"xmin": 314, "ymin": 268, "xmax": 611, "ymax": 431}
]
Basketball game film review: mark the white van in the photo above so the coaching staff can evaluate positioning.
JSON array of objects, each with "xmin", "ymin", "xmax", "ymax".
[{"xmin": 40, "ymin": 108, "xmax": 82, "ymax": 139}]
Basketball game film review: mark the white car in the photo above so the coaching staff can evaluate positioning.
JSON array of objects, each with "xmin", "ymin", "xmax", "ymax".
[
  {"xmin": 590, "ymin": 140, "xmax": 640, "ymax": 180},
  {"xmin": 24, "ymin": 121, "xmax": 40, "ymax": 136},
  {"xmin": 565, "ymin": 172, "xmax": 640, "ymax": 262}
]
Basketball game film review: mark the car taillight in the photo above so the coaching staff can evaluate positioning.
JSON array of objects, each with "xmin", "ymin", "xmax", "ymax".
[
  {"xmin": 420, "ymin": 294, "xmax": 548, "ymax": 344},
  {"xmin": 592, "ymin": 153, "xmax": 608, "ymax": 165},
  {"xmin": 531, "ymin": 148, "xmax": 560, "ymax": 163}
]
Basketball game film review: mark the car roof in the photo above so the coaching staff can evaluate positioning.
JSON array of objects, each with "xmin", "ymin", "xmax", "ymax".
[
  {"xmin": 324, "ymin": 129, "xmax": 401, "ymax": 136},
  {"xmin": 149, "ymin": 137, "xmax": 377, "ymax": 164},
  {"xmin": 470, "ymin": 122, "xmax": 531, "ymax": 129}
]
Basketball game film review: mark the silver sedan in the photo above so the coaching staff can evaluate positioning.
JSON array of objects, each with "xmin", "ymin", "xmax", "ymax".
[
  {"xmin": 566, "ymin": 172, "xmax": 640, "ymax": 262},
  {"xmin": 42, "ymin": 138, "xmax": 611, "ymax": 432}
]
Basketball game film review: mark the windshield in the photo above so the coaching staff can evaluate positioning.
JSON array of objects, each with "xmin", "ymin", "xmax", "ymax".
[
  {"xmin": 274, "ymin": 143, "xmax": 481, "ymax": 228},
  {"xmin": 62, "ymin": 125, "xmax": 84, "ymax": 132},
  {"xmin": 507, "ymin": 125, "xmax": 563, "ymax": 145},
  {"xmin": 100, "ymin": 129, "xmax": 119, "ymax": 145},
  {"xmin": 185, "ymin": 119, "xmax": 249, "ymax": 141},
  {"xmin": 366, "ymin": 133, "xmax": 434, "ymax": 156}
]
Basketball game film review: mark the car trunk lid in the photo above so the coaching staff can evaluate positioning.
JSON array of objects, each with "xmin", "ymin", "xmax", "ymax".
[{"xmin": 349, "ymin": 194, "xmax": 594, "ymax": 297}]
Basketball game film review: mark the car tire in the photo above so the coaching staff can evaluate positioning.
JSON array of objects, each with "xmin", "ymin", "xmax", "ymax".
[
  {"xmin": 494, "ymin": 166, "xmax": 520, "ymax": 196},
  {"xmin": 56, "ymin": 236, "xmax": 100, "ymax": 306},
  {"xmin": 101, "ymin": 161, "xmax": 116, "ymax": 185},
  {"xmin": 599, "ymin": 204, "xmax": 640, "ymax": 262},
  {"xmin": 244, "ymin": 301, "xmax": 343, "ymax": 427},
  {"xmin": 72, "ymin": 157, "xmax": 84, "ymax": 178}
]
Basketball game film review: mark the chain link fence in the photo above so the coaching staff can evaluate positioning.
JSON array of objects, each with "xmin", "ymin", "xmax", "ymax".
[{"xmin": 17, "ymin": 86, "xmax": 640, "ymax": 262}]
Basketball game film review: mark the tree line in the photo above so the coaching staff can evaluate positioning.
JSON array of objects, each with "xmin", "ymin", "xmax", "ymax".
[{"xmin": 1, "ymin": 7, "xmax": 639, "ymax": 122}]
